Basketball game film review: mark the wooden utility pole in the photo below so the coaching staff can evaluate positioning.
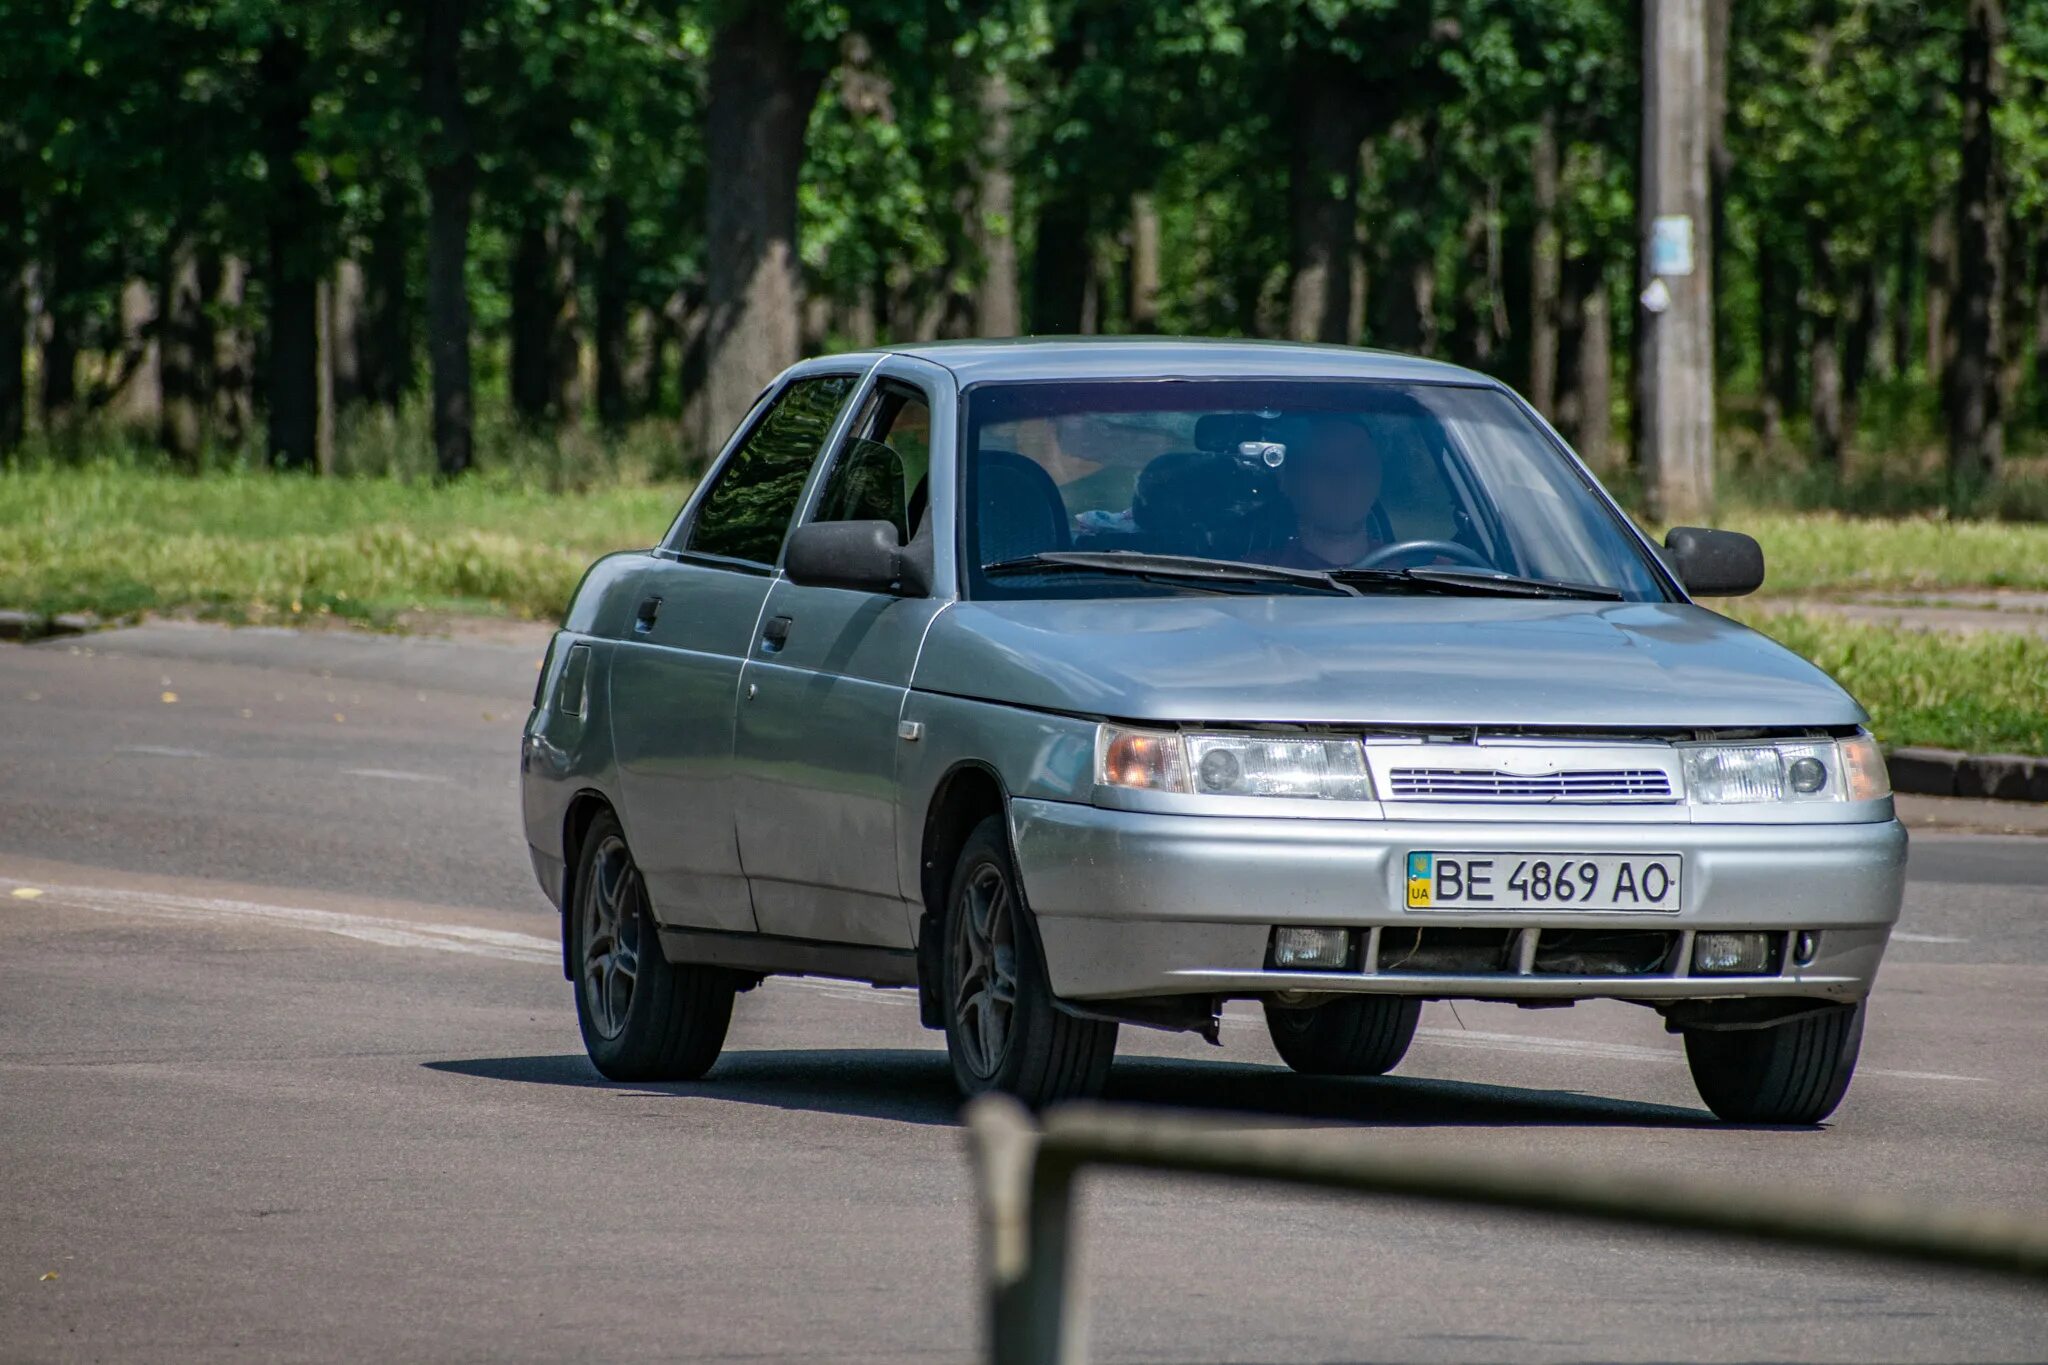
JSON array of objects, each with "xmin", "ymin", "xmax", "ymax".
[{"xmin": 1635, "ymin": 0, "xmax": 1716, "ymax": 522}]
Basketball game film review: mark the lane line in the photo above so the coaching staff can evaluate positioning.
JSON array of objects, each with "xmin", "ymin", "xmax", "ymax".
[
  {"xmin": 0, "ymin": 876, "xmax": 555, "ymax": 965},
  {"xmin": 342, "ymin": 768, "xmax": 454, "ymax": 784},
  {"xmin": 116, "ymin": 745, "xmax": 210, "ymax": 759},
  {"xmin": 2, "ymin": 876, "xmax": 1989, "ymax": 1084},
  {"xmin": 1891, "ymin": 931, "xmax": 1968, "ymax": 944}
]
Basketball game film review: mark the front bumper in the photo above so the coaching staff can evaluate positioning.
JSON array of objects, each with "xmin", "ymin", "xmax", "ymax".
[{"xmin": 1009, "ymin": 799, "xmax": 1907, "ymax": 1003}]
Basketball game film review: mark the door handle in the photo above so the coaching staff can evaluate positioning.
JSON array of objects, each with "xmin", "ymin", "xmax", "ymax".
[
  {"xmin": 760, "ymin": 615, "xmax": 793, "ymax": 652},
  {"xmin": 633, "ymin": 595, "xmax": 662, "ymax": 635}
]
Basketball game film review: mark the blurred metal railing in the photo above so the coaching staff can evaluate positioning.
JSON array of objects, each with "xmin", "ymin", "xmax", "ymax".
[{"xmin": 964, "ymin": 1096, "xmax": 2048, "ymax": 1365}]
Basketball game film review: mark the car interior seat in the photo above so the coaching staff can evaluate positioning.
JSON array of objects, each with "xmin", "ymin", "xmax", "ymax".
[{"xmin": 975, "ymin": 449, "xmax": 1072, "ymax": 564}]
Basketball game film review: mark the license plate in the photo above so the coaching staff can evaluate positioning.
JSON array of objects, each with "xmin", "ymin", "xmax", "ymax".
[{"xmin": 1405, "ymin": 852, "xmax": 1682, "ymax": 911}]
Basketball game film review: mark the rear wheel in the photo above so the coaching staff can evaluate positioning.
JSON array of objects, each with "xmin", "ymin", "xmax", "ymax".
[
  {"xmin": 1263, "ymin": 996, "xmax": 1421, "ymax": 1076},
  {"xmin": 1682, "ymin": 1001, "xmax": 1865, "ymax": 1124},
  {"xmin": 942, "ymin": 815, "xmax": 1117, "ymax": 1107},
  {"xmin": 571, "ymin": 812, "xmax": 737, "ymax": 1082}
]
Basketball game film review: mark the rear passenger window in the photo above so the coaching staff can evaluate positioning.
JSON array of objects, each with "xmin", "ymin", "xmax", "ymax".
[{"xmin": 687, "ymin": 375, "xmax": 858, "ymax": 564}]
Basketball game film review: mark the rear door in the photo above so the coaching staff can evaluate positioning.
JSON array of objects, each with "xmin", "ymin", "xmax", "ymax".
[
  {"xmin": 610, "ymin": 371, "xmax": 863, "ymax": 931},
  {"xmin": 731, "ymin": 365, "xmax": 949, "ymax": 946}
]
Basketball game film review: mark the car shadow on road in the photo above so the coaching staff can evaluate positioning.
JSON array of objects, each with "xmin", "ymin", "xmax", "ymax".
[{"xmin": 426, "ymin": 1048, "xmax": 1723, "ymax": 1130}]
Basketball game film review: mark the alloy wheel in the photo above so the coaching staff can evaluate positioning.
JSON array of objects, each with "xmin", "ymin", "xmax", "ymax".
[
  {"xmin": 581, "ymin": 834, "xmax": 643, "ymax": 1041},
  {"xmin": 951, "ymin": 861, "xmax": 1019, "ymax": 1078}
]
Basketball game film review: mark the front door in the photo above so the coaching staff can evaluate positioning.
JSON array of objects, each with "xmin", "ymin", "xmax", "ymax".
[
  {"xmin": 611, "ymin": 371, "xmax": 863, "ymax": 932},
  {"xmin": 733, "ymin": 377, "xmax": 943, "ymax": 946}
]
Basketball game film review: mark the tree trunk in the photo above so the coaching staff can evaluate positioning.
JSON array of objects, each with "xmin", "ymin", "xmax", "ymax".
[
  {"xmin": 1808, "ymin": 222, "xmax": 1844, "ymax": 467},
  {"xmin": 1557, "ymin": 252, "xmax": 1613, "ymax": 472},
  {"xmin": 1127, "ymin": 193, "xmax": 1161, "ymax": 334},
  {"xmin": 259, "ymin": 33, "xmax": 318, "ymax": 469},
  {"xmin": 596, "ymin": 193, "xmax": 630, "ymax": 430},
  {"xmin": 1843, "ymin": 257, "xmax": 1879, "ymax": 436},
  {"xmin": 1757, "ymin": 241, "xmax": 1785, "ymax": 452},
  {"xmin": 159, "ymin": 236, "xmax": 209, "ymax": 465},
  {"xmin": 1636, "ymin": 0, "xmax": 1717, "ymax": 521},
  {"xmin": 702, "ymin": 5, "xmax": 823, "ymax": 453},
  {"xmin": 2035, "ymin": 231, "xmax": 2048, "ymax": 423},
  {"xmin": 315, "ymin": 276, "xmax": 336, "ymax": 472},
  {"xmin": 331, "ymin": 259, "xmax": 364, "ymax": 409},
  {"xmin": 1890, "ymin": 215, "xmax": 1915, "ymax": 382},
  {"xmin": 1948, "ymin": 0, "xmax": 2004, "ymax": 492},
  {"xmin": 1997, "ymin": 212, "xmax": 2026, "ymax": 416},
  {"xmin": 510, "ymin": 218, "xmax": 551, "ymax": 423},
  {"xmin": 112, "ymin": 278, "xmax": 161, "ymax": 428},
  {"xmin": 0, "ymin": 184, "xmax": 23, "ymax": 455},
  {"xmin": 971, "ymin": 70, "xmax": 1020, "ymax": 337},
  {"xmin": 360, "ymin": 181, "xmax": 412, "ymax": 410},
  {"xmin": 39, "ymin": 202, "xmax": 80, "ymax": 425},
  {"xmin": 212, "ymin": 257, "xmax": 254, "ymax": 449},
  {"xmin": 1527, "ymin": 112, "xmax": 1563, "ymax": 416},
  {"xmin": 1926, "ymin": 208, "xmax": 1954, "ymax": 384},
  {"xmin": 422, "ymin": 0, "xmax": 475, "ymax": 476},
  {"xmin": 1030, "ymin": 193, "xmax": 1091, "ymax": 334},
  {"xmin": 1285, "ymin": 51, "xmax": 1361, "ymax": 344},
  {"xmin": 675, "ymin": 292, "xmax": 711, "ymax": 465},
  {"xmin": 1706, "ymin": 0, "xmax": 1733, "ymax": 375}
]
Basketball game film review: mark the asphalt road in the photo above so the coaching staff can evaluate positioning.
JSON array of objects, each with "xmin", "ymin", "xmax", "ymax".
[{"xmin": 3, "ymin": 622, "xmax": 2046, "ymax": 1364}]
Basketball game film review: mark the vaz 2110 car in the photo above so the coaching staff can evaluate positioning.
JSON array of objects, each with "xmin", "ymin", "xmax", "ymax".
[{"xmin": 522, "ymin": 339, "xmax": 1903, "ymax": 1124}]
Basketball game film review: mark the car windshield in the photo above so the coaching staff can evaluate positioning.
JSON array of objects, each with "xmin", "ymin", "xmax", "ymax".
[{"xmin": 962, "ymin": 379, "xmax": 1670, "ymax": 602}]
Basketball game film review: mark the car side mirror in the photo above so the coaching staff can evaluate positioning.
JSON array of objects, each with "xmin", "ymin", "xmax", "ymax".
[
  {"xmin": 1663, "ymin": 526, "xmax": 1765, "ymax": 597},
  {"xmin": 784, "ymin": 520, "xmax": 931, "ymax": 597}
]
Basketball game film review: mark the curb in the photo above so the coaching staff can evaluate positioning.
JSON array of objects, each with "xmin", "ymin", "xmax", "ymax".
[
  {"xmin": 0, "ymin": 610, "xmax": 102, "ymax": 643},
  {"xmin": 1889, "ymin": 747, "xmax": 2048, "ymax": 804}
]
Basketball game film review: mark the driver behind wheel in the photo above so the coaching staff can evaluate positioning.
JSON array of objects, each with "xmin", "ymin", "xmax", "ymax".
[{"xmin": 1257, "ymin": 415, "xmax": 1387, "ymax": 570}]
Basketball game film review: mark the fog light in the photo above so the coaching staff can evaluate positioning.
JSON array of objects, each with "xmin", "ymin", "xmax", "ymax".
[
  {"xmin": 1270, "ymin": 927, "xmax": 1353, "ymax": 971},
  {"xmin": 1793, "ymin": 930, "xmax": 1820, "ymax": 967},
  {"xmin": 1693, "ymin": 931, "xmax": 1776, "ymax": 976}
]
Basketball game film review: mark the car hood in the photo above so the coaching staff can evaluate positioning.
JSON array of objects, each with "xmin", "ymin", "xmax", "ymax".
[{"xmin": 912, "ymin": 596, "xmax": 1866, "ymax": 729}]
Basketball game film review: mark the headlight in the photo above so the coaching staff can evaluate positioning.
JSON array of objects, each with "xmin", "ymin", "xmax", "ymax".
[
  {"xmin": 1096, "ymin": 725, "xmax": 1373, "ymax": 801},
  {"xmin": 1682, "ymin": 733, "xmax": 1889, "ymax": 805}
]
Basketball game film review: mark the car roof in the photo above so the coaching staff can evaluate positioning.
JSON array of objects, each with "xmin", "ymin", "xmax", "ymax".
[{"xmin": 810, "ymin": 336, "xmax": 1501, "ymax": 386}]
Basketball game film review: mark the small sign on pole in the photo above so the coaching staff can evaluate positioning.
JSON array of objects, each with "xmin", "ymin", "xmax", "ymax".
[{"xmin": 1650, "ymin": 214, "xmax": 1695, "ymax": 277}]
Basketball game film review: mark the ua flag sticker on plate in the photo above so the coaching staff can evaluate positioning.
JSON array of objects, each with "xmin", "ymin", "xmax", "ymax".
[{"xmin": 1407, "ymin": 852, "xmax": 1433, "ymax": 908}]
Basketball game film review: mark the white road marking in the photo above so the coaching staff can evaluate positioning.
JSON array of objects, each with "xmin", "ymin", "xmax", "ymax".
[
  {"xmin": 342, "ymin": 768, "xmax": 453, "ymax": 784},
  {"xmin": 1891, "ymin": 931, "xmax": 1967, "ymax": 944},
  {"xmin": 0, "ymin": 876, "xmax": 554, "ymax": 965},
  {"xmin": 0, "ymin": 876, "xmax": 1990, "ymax": 1084},
  {"xmin": 116, "ymin": 745, "xmax": 210, "ymax": 759}
]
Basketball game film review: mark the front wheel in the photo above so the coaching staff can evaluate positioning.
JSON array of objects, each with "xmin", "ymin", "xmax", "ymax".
[
  {"xmin": 941, "ymin": 815, "xmax": 1117, "ymax": 1107},
  {"xmin": 1263, "ymin": 996, "xmax": 1421, "ymax": 1076},
  {"xmin": 1683, "ymin": 1001, "xmax": 1865, "ymax": 1124},
  {"xmin": 571, "ymin": 812, "xmax": 738, "ymax": 1082}
]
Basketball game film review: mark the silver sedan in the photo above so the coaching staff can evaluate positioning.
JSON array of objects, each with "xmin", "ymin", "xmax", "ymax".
[{"xmin": 521, "ymin": 339, "xmax": 1903, "ymax": 1124}]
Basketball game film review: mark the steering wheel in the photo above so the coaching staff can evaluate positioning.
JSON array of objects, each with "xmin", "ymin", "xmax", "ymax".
[{"xmin": 1351, "ymin": 539, "xmax": 1493, "ymax": 571}]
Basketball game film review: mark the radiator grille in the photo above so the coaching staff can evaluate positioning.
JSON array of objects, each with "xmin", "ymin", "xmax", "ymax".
[{"xmin": 1386, "ymin": 766, "xmax": 1675, "ymax": 803}]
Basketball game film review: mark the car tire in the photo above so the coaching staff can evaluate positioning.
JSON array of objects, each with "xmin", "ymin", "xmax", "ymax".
[
  {"xmin": 942, "ymin": 815, "xmax": 1117, "ymax": 1107},
  {"xmin": 1262, "ymin": 996, "xmax": 1421, "ymax": 1076},
  {"xmin": 1682, "ymin": 1001, "xmax": 1865, "ymax": 1124},
  {"xmin": 571, "ymin": 811, "xmax": 737, "ymax": 1082}
]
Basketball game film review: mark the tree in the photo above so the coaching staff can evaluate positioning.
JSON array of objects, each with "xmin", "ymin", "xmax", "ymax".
[
  {"xmin": 422, "ymin": 0, "xmax": 475, "ymax": 477},
  {"xmin": 700, "ymin": 3, "xmax": 826, "ymax": 452},
  {"xmin": 1949, "ymin": 0, "xmax": 2004, "ymax": 492}
]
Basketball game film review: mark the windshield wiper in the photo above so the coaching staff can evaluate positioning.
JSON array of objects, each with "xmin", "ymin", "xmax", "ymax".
[
  {"xmin": 981, "ymin": 551, "xmax": 1362, "ymax": 597},
  {"xmin": 1331, "ymin": 566, "xmax": 1624, "ymax": 601}
]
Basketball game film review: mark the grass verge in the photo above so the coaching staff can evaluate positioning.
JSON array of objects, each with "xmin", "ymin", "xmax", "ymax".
[
  {"xmin": 1727, "ymin": 608, "xmax": 2048, "ymax": 756},
  {"xmin": 0, "ymin": 466, "xmax": 688, "ymax": 625}
]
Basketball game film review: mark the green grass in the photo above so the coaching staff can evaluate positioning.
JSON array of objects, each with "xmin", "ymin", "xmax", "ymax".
[
  {"xmin": 1725, "ymin": 609, "xmax": 2048, "ymax": 756},
  {"xmin": 0, "ymin": 465, "xmax": 688, "ymax": 625},
  {"xmin": 1732, "ymin": 511, "xmax": 2048, "ymax": 595}
]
